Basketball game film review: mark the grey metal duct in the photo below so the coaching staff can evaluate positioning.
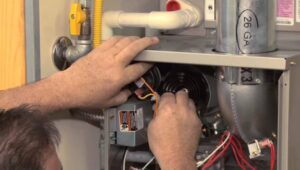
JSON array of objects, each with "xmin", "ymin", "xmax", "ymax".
[
  {"xmin": 216, "ymin": 0, "xmax": 277, "ymax": 143},
  {"xmin": 217, "ymin": 81, "xmax": 277, "ymax": 142}
]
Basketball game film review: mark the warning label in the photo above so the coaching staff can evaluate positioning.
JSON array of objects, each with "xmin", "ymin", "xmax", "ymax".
[{"xmin": 277, "ymin": 0, "xmax": 295, "ymax": 26}]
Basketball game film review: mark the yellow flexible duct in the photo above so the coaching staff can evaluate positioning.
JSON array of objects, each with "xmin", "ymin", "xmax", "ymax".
[{"xmin": 93, "ymin": 0, "xmax": 103, "ymax": 48}]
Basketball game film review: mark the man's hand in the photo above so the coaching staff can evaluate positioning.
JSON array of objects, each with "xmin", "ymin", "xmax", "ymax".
[
  {"xmin": 62, "ymin": 36, "xmax": 159, "ymax": 109},
  {"xmin": 147, "ymin": 91, "xmax": 202, "ymax": 170},
  {"xmin": 0, "ymin": 36, "xmax": 159, "ymax": 113}
]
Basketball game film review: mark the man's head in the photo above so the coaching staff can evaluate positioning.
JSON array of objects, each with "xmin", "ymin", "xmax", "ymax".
[{"xmin": 0, "ymin": 106, "xmax": 62, "ymax": 170}]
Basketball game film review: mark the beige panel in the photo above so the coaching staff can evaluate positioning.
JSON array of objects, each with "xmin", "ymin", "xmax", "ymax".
[
  {"xmin": 0, "ymin": 0, "xmax": 26, "ymax": 90},
  {"xmin": 55, "ymin": 120, "xmax": 100, "ymax": 170},
  {"xmin": 39, "ymin": 0, "xmax": 71, "ymax": 78},
  {"xmin": 39, "ymin": 1, "xmax": 100, "ymax": 170}
]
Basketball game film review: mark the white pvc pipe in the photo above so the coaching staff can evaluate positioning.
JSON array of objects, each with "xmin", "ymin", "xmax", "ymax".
[{"xmin": 102, "ymin": 8, "xmax": 202, "ymax": 40}]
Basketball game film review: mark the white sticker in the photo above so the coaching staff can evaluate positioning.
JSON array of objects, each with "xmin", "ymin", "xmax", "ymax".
[
  {"xmin": 136, "ymin": 108, "xmax": 144, "ymax": 130},
  {"xmin": 297, "ymin": 0, "xmax": 300, "ymax": 22},
  {"xmin": 135, "ymin": 79, "xmax": 144, "ymax": 88},
  {"xmin": 277, "ymin": 17, "xmax": 295, "ymax": 25},
  {"xmin": 205, "ymin": 0, "xmax": 215, "ymax": 21},
  {"xmin": 277, "ymin": 0, "xmax": 295, "ymax": 26}
]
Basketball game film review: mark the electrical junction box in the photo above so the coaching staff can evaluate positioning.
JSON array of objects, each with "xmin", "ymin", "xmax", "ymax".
[{"xmin": 107, "ymin": 99, "xmax": 153, "ymax": 147}]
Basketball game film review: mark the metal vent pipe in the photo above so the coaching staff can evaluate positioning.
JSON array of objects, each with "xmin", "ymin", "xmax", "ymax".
[
  {"xmin": 216, "ymin": 0, "xmax": 278, "ymax": 143},
  {"xmin": 216, "ymin": 0, "xmax": 276, "ymax": 54}
]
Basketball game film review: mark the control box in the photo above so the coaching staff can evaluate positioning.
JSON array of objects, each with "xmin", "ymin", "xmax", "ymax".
[{"xmin": 107, "ymin": 99, "xmax": 153, "ymax": 147}]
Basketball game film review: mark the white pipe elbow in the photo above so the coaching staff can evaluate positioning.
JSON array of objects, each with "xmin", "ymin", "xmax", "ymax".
[
  {"xmin": 148, "ymin": 9, "xmax": 201, "ymax": 29},
  {"xmin": 102, "ymin": 4, "xmax": 202, "ymax": 40},
  {"xmin": 102, "ymin": 11, "xmax": 121, "ymax": 40}
]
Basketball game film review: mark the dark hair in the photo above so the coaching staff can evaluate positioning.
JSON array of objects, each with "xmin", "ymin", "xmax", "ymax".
[{"xmin": 0, "ymin": 106, "xmax": 60, "ymax": 170}]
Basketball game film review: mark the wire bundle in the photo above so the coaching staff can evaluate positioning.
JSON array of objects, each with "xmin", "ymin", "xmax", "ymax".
[{"xmin": 198, "ymin": 131, "xmax": 256, "ymax": 170}]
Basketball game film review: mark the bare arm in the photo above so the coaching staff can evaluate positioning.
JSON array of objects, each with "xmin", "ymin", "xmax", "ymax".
[
  {"xmin": 148, "ymin": 91, "xmax": 202, "ymax": 170},
  {"xmin": 0, "ymin": 36, "xmax": 159, "ymax": 113},
  {"xmin": 0, "ymin": 72, "xmax": 72, "ymax": 113}
]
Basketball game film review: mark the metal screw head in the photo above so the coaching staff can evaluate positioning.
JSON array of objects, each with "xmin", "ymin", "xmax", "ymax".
[
  {"xmin": 255, "ymin": 79, "xmax": 261, "ymax": 84},
  {"xmin": 70, "ymin": 14, "xmax": 76, "ymax": 20},
  {"xmin": 290, "ymin": 61, "xmax": 297, "ymax": 65}
]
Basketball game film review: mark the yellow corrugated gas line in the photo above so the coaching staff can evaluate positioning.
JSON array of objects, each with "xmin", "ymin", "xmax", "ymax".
[{"xmin": 93, "ymin": 0, "xmax": 103, "ymax": 48}]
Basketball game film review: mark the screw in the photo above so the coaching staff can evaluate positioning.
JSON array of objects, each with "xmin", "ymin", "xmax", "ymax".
[
  {"xmin": 272, "ymin": 132, "xmax": 277, "ymax": 139},
  {"xmin": 255, "ymin": 79, "xmax": 261, "ymax": 84},
  {"xmin": 215, "ymin": 114, "xmax": 221, "ymax": 118},
  {"xmin": 70, "ymin": 14, "xmax": 76, "ymax": 20}
]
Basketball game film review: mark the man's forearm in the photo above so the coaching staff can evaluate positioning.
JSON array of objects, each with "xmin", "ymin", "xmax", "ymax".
[
  {"xmin": 0, "ymin": 71, "xmax": 74, "ymax": 113},
  {"xmin": 158, "ymin": 155, "xmax": 197, "ymax": 170},
  {"xmin": 0, "ymin": 37, "xmax": 158, "ymax": 113}
]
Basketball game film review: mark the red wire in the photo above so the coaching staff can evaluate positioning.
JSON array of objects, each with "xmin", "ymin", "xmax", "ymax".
[
  {"xmin": 261, "ymin": 139, "xmax": 276, "ymax": 170},
  {"xmin": 202, "ymin": 132, "xmax": 257, "ymax": 170},
  {"xmin": 202, "ymin": 132, "xmax": 231, "ymax": 170},
  {"xmin": 231, "ymin": 135, "xmax": 243, "ymax": 149},
  {"xmin": 202, "ymin": 141, "xmax": 231, "ymax": 170},
  {"xmin": 231, "ymin": 136, "xmax": 256, "ymax": 170},
  {"xmin": 202, "ymin": 134, "xmax": 276, "ymax": 170},
  {"xmin": 230, "ymin": 141, "xmax": 246, "ymax": 170},
  {"xmin": 231, "ymin": 139, "xmax": 256, "ymax": 170},
  {"xmin": 269, "ymin": 143, "xmax": 276, "ymax": 170}
]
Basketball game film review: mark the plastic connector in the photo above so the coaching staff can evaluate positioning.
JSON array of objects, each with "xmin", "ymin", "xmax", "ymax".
[
  {"xmin": 247, "ymin": 140, "xmax": 262, "ymax": 159},
  {"xmin": 247, "ymin": 139, "xmax": 274, "ymax": 159}
]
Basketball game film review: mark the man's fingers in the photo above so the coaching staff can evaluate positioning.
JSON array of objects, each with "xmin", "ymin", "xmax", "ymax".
[
  {"xmin": 123, "ymin": 63, "xmax": 153, "ymax": 84},
  {"xmin": 108, "ymin": 36, "xmax": 140, "ymax": 56},
  {"xmin": 157, "ymin": 93, "xmax": 176, "ymax": 116},
  {"xmin": 175, "ymin": 90, "xmax": 189, "ymax": 108},
  {"xmin": 117, "ymin": 37, "xmax": 159, "ymax": 65},
  {"xmin": 188, "ymin": 99, "xmax": 196, "ymax": 112},
  {"xmin": 106, "ymin": 89, "xmax": 132, "ymax": 107},
  {"xmin": 94, "ymin": 36, "xmax": 123, "ymax": 52}
]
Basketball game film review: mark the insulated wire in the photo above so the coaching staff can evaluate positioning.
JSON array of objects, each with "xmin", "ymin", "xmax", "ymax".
[
  {"xmin": 141, "ymin": 157, "xmax": 155, "ymax": 170},
  {"xmin": 270, "ymin": 143, "xmax": 276, "ymax": 170},
  {"xmin": 257, "ymin": 139, "xmax": 276, "ymax": 170},
  {"xmin": 231, "ymin": 136, "xmax": 256, "ymax": 170},
  {"xmin": 140, "ymin": 78, "xmax": 159, "ymax": 114},
  {"xmin": 196, "ymin": 132, "xmax": 231, "ymax": 167},
  {"xmin": 123, "ymin": 149, "xmax": 129, "ymax": 170},
  {"xmin": 137, "ymin": 93, "xmax": 155, "ymax": 100}
]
